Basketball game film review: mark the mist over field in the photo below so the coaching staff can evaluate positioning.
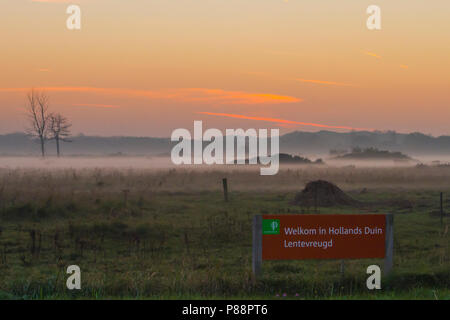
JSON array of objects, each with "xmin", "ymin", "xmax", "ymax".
[
  {"xmin": 1, "ymin": 157, "xmax": 450, "ymax": 193},
  {"xmin": 0, "ymin": 154, "xmax": 449, "ymax": 171}
]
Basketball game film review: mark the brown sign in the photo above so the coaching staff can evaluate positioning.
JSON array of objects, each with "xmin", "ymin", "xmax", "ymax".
[{"xmin": 262, "ymin": 214, "xmax": 386, "ymax": 260}]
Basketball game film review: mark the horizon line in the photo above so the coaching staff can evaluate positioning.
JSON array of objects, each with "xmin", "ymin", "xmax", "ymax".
[{"xmin": 0, "ymin": 129, "xmax": 447, "ymax": 139}]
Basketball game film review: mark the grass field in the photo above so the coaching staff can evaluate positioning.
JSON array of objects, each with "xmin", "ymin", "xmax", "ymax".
[{"xmin": 0, "ymin": 165, "xmax": 449, "ymax": 300}]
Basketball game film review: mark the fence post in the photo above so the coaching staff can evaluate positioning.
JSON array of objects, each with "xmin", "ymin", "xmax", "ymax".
[
  {"xmin": 222, "ymin": 178, "xmax": 228, "ymax": 202},
  {"xmin": 440, "ymin": 192, "xmax": 444, "ymax": 227},
  {"xmin": 252, "ymin": 215, "xmax": 262, "ymax": 279},
  {"xmin": 384, "ymin": 214, "xmax": 394, "ymax": 276}
]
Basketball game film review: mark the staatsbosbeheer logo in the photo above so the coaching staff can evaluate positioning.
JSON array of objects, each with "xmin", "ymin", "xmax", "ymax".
[{"xmin": 263, "ymin": 219, "xmax": 280, "ymax": 235}]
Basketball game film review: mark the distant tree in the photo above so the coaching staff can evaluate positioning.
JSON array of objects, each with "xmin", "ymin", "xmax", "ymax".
[
  {"xmin": 49, "ymin": 113, "xmax": 72, "ymax": 157},
  {"xmin": 25, "ymin": 89, "xmax": 50, "ymax": 157}
]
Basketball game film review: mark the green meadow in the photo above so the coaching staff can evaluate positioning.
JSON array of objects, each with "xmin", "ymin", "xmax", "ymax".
[{"xmin": 0, "ymin": 166, "xmax": 448, "ymax": 299}]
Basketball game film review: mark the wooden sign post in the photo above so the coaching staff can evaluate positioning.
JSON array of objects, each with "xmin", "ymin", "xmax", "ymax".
[
  {"xmin": 252, "ymin": 215, "xmax": 263, "ymax": 277},
  {"xmin": 252, "ymin": 214, "xmax": 394, "ymax": 279},
  {"xmin": 384, "ymin": 214, "xmax": 394, "ymax": 275}
]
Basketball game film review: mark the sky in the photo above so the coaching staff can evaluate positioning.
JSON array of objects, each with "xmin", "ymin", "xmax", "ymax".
[{"xmin": 0, "ymin": 0, "xmax": 449, "ymax": 137}]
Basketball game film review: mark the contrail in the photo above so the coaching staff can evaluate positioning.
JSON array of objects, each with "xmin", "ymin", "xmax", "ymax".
[
  {"xmin": 295, "ymin": 78, "xmax": 357, "ymax": 87},
  {"xmin": 197, "ymin": 112, "xmax": 373, "ymax": 131}
]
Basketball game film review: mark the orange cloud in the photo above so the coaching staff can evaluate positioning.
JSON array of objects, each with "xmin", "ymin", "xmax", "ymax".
[
  {"xmin": 197, "ymin": 112, "xmax": 372, "ymax": 131},
  {"xmin": 295, "ymin": 78, "xmax": 357, "ymax": 87},
  {"xmin": 0, "ymin": 87, "xmax": 301, "ymax": 105},
  {"xmin": 171, "ymin": 88, "xmax": 302, "ymax": 104},
  {"xmin": 363, "ymin": 51, "xmax": 382, "ymax": 59}
]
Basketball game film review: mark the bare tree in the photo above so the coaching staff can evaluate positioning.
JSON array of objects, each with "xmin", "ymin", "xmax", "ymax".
[
  {"xmin": 26, "ymin": 89, "xmax": 50, "ymax": 157},
  {"xmin": 49, "ymin": 113, "xmax": 72, "ymax": 157}
]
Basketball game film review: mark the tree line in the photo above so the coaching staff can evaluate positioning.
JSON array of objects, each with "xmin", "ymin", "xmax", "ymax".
[{"xmin": 25, "ymin": 89, "xmax": 72, "ymax": 157}]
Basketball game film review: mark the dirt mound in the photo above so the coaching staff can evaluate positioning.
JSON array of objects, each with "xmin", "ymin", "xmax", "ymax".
[{"xmin": 293, "ymin": 180, "xmax": 359, "ymax": 207}]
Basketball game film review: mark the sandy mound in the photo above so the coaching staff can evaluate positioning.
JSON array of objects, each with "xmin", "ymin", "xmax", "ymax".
[{"xmin": 293, "ymin": 180, "xmax": 359, "ymax": 207}]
